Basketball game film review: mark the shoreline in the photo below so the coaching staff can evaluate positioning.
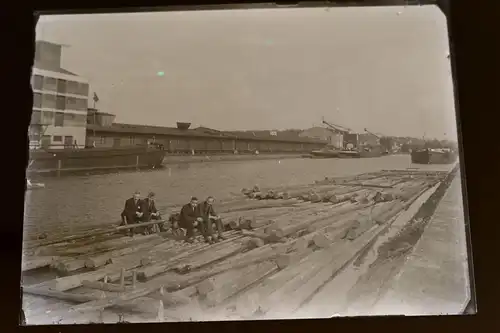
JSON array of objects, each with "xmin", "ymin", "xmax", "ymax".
[{"xmin": 161, "ymin": 153, "xmax": 306, "ymax": 165}]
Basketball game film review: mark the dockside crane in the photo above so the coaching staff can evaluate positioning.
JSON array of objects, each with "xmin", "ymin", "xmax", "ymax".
[{"xmin": 321, "ymin": 117, "xmax": 352, "ymax": 134}]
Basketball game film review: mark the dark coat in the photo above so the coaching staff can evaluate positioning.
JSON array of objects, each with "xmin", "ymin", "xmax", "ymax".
[
  {"xmin": 141, "ymin": 198, "xmax": 160, "ymax": 221},
  {"xmin": 121, "ymin": 197, "xmax": 143, "ymax": 223},
  {"xmin": 198, "ymin": 201, "xmax": 218, "ymax": 221},
  {"xmin": 179, "ymin": 203, "xmax": 200, "ymax": 227}
]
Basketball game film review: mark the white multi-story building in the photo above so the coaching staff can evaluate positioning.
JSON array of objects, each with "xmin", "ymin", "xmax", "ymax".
[{"xmin": 29, "ymin": 40, "xmax": 89, "ymax": 149}]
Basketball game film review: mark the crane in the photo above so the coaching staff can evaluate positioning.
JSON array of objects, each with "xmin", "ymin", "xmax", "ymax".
[
  {"xmin": 363, "ymin": 128, "xmax": 381, "ymax": 139},
  {"xmin": 322, "ymin": 117, "xmax": 352, "ymax": 134}
]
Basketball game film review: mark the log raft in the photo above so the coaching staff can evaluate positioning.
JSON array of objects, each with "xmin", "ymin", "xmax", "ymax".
[{"xmin": 21, "ymin": 168, "xmax": 455, "ymax": 324}]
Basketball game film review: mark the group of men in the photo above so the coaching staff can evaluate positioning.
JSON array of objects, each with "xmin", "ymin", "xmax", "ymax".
[
  {"xmin": 121, "ymin": 191, "xmax": 226, "ymax": 244},
  {"xmin": 121, "ymin": 191, "xmax": 162, "ymax": 235}
]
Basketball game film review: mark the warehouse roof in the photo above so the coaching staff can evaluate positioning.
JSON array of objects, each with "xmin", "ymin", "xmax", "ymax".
[{"xmin": 87, "ymin": 123, "xmax": 327, "ymax": 144}]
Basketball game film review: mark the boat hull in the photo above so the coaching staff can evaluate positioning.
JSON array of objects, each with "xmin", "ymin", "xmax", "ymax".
[
  {"xmin": 28, "ymin": 145, "xmax": 166, "ymax": 176},
  {"xmin": 310, "ymin": 150, "xmax": 339, "ymax": 158},
  {"xmin": 411, "ymin": 149, "xmax": 457, "ymax": 165},
  {"xmin": 337, "ymin": 150, "xmax": 385, "ymax": 158}
]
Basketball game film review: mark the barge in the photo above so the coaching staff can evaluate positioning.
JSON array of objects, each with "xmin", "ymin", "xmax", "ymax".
[
  {"xmin": 27, "ymin": 144, "xmax": 166, "ymax": 176},
  {"xmin": 411, "ymin": 148, "xmax": 457, "ymax": 165}
]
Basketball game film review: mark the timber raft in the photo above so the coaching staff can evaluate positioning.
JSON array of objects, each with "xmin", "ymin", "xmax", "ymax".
[{"xmin": 21, "ymin": 166, "xmax": 459, "ymax": 324}]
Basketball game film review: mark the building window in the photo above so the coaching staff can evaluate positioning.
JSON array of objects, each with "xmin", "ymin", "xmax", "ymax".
[
  {"xmin": 57, "ymin": 79, "xmax": 67, "ymax": 94},
  {"xmin": 129, "ymin": 136, "xmax": 135, "ymax": 145},
  {"xmin": 56, "ymin": 96, "xmax": 66, "ymax": 110},
  {"xmin": 44, "ymin": 77, "xmax": 57, "ymax": 91},
  {"xmin": 66, "ymin": 97, "xmax": 77, "ymax": 110},
  {"xmin": 54, "ymin": 112, "xmax": 64, "ymax": 127},
  {"xmin": 100, "ymin": 136, "xmax": 106, "ymax": 144},
  {"xmin": 33, "ymin": 75, "xmax": 44, "ymax": 90},
  {"xmin": 41, "ymin": 111, "xmax": 54, "ymax": 125},
  {"xmin": 66, "ymin": 81, "xmax": 79, "ymax": 95},
  {"xmin": 64, "ymin": 136, "xmax": 74, "ymax": 147},
  {"xmin": 33, "ymin": 93, "xmax": 42, "ymax": 108},
  {"xmin": 42, "ymin": 94, "xmax": 56, "ymax": 109},
  {"xmin": 53, "ymin": 135, "xmax": 63, "ymax": 142},
  {"xmin": 31, "ymin": 110, "xmax": 42, "ymax": 124},
  {"xmin": 75, "ymin": 98, "xmax": 88, "ymax": 111},
  {"xmin": 78, "ymin": 83, "xmax": 89, "ymax": 97}
]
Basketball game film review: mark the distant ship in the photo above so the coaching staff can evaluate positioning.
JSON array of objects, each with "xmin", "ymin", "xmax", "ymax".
[
  {"xmin": 411, "ymin": 148, "xmax": 457, "ymax": 165},
  {"xmin": 27, "ymin": 144, "xmax": 166, "ymax": 176}
]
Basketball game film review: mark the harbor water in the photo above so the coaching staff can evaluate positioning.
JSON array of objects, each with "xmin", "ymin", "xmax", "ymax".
[{"xmin": 24, "ymin": 154, "xmax": 453, "ymax": 233}]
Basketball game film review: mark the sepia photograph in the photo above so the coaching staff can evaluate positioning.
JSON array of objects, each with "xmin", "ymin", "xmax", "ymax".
[{"xmin": 22, "ymin": 3, "xmax": 474, "ymax": 325}]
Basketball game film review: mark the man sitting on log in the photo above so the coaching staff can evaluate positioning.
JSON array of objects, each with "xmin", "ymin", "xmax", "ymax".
[
  {"xmin": 199, "ymin": 196, "xmax": 226, "ymax": 243},
  {"xmin": 141, "ymin": 191, "xmax": 162, "ymax": 235},
  {"xmin": 120, "ymin": 190, "xmax": 144, "ymax": 235},
  {"xmin": 179, "ymin": 196, "xmax": 204, "ymax": 243}
]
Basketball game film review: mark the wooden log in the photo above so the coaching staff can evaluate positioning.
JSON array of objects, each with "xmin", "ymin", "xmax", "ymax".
[
  {"xmin": 71, "ymin": 286, "xmax": 166, "ymax": 313},
  {"xmin": 305, "ymin": 203, "xmax": 373, "ymax": 233},
  {"xmin": 275, "ymin": 247, "xmax": 314, "ymax": 270},
  {"xmin": 241, "ymin": 230, "xmax": 283, "ymax": 244},
  {"xmin": 22, "ymin": 256, "xmax": 58, "ymax": 271},
  {"xmin": 204, "ymin": 261, "xmax": 279, "ymax": 307},
  {"xmin": 221, "ymin": 199, "xmax": 300, "ymax": 213},
  {"xmin": 29, "ymin": 239, "xmax": 178, "ymax": 292},
  {"xmin": 23, "ymin": 229, "xmax": 118, "ymax": 250},
  {"xmin": 246, "ymin": 238, "xmax": 266, "ymax": 249},
  {"xmin": 250, "ymin": 218, "xmax": 274, "ymax": 230},
  {"xmin": 82, "ymin": 280, "xmax": 132, "ymax": 292},
  {"xmin": 52, "ymin": 259, "xmax": 87, "ymax": 275},
  {"xmin": 270, "ymin": 204, "xmax": 370, "ymax": 240},
  {"xmin": 252, "ymin": 222, "xmax": 391, "ymax": 317},
  {"xmin": 342, "ymin": 201, "xmax": 401, "ymax": 240},
  {"xmin": 85, "ymin": 238, "xmax": 169, "ymax": 269},
  {"xmin": 63, "ymin": 234, "xmax": 162, "ymax": 256},
  {"xmin": 138, "ymin": 238, "xmax": 247, "ymax": 281},
  {"xmin": 23, "ymin": 286, "xmax": 106, "ymax": 303},
  {"xmin": 148, "ymin": 286, "xmax": 192, "ymax": 307}
]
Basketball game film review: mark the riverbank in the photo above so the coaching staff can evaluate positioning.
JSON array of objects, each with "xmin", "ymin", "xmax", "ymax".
[
  {"xmin": 162, "ymin": 153, "xmax": 305, "ymax": 165},
  {"xmin": 371, "ymin": 173, "xmax": 471, "ymax": 315}
]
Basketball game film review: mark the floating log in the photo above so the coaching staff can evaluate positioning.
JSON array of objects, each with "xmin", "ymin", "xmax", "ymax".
[
  {"xmin": 29, "ymin": 239, "xmax": 179, "ymax": 292},
  {"xmin": 147, "ymin": 286, "xmax": 192, "ymax": 307},
  {"xmin": 246, "ymin": 238, "xmax": 266, "ymax": 249},
  {"xmin": 70, "ymin": 286, "xmax": 165, "ymax": 313},
  {"xmin": 255, "ymin": 223, "xmax": 390, "ymax": 317},
  {"xmin": 22, "ymin": 256, "xmax": 58, "ymax": 271},
  {"xmin": 204, "ymin": 261, "xmax": 279, "ymax": 307},
  {"xmin": 240, "ymin": 230, "xmax": 284, "ymax": 244},
  {"xmin": 85, "ymin": 238, "xmax": 168, "ymax": 269},
  {"xmin": 82, "ymin": 280, "xmax": 132, "ymax": 292},
  {"xmin": 23, "ymin": 286, "xmax": 106, "ymax": 303},
  {"xmin": 275, "ymin": 247, "xmax": 314, "ymax": 270},
  {"xmin": 137, "ymin": 237, "xmax": 246, "ymax": 281},
  {"xmin": 52, "ymin": 259, "xmax": 88, "ymax": 275}
]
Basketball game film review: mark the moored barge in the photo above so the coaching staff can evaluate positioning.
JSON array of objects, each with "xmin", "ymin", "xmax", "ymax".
[
  {"xmin": 27, "ymin": 144, "xmax": 166, "ymax": 176},
  {"xmin": 411, "ymin": 148, "xmax": 457, "ymax": 165}
]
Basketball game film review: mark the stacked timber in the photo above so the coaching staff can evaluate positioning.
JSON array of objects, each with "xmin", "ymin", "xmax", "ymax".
[{"xmin": 21, "ymin": 169, "xmax": 451, "ymax": 324}]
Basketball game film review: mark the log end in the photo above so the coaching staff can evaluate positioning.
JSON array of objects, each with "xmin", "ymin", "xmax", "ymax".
[
  {"xmin": 275, "ymin": 254, "xmax": 291, "ymax": 270},
  {"xmin": 312, "ymin": 234, "xmax": 331, "ymax": 248},
  {"xmin": 196, "ymin": 279, "xmax": 215, "ymax": 297}
]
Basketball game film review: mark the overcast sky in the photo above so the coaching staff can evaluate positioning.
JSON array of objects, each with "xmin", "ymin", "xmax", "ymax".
[{"xmin": 36, "ymin": 5, "xmax": 457, "ymax": 140}]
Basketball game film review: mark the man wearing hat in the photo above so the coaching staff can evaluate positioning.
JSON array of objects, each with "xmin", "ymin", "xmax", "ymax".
[
  {"xmin": 121, "ymin": 190, "xmax": 144, "ymax": 235},
  {"xmin": 141, "ymin": 191, "xmax": 161, "ymax": 234},
  {"xmin": 179, "ymin": 196, "xmax": 204, "ymax": 243}
]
